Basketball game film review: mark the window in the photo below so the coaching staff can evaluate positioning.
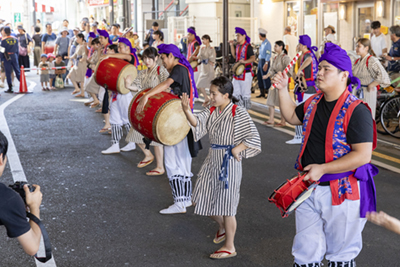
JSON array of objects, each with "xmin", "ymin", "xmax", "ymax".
[{"xmin": 303, "ymin": 0, "xmax": 318, "ymax": 46}]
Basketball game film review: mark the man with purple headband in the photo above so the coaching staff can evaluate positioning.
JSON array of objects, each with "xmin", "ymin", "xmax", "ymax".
[
  {"xmin": 101, "ymin": 37, "xmax": 138, "ymax": 154},
  {"xmin": 273, "ymin": 42, "xmax": 378, "ymax": 267},
  {"xmin": 287, "ymin": 35, "xmax": 319, "ymax": 145},
  {"xmin": 187, "ymin": 27, "xmax": 201, "ymax": 84},
  {"xmin": 229, "ymin": 27, "xmax": 255, "ymax": 109},
  {"xmin": 136, "ymin": 43, "xmax": 200, "ymax": 214}
]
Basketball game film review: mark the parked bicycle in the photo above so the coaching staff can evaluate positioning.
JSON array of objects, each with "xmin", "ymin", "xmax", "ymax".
[{"xmin": 379, "ymin": 89, "xmax": 400, "ymax": 138}]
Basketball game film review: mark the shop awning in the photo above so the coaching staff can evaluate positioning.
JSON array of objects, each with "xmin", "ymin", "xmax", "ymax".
[
  {"xmin": 35, "ymin": 3, "xmax": 55, "ymax": 13},
  {"xmin": 88, "ymin": 0, "xmax": 118, "ymax": 7}
]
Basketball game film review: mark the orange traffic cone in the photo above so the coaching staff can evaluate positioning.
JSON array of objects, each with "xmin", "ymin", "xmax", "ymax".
[{"xmin": 15, "ymin": 66, "xmax": 32, "ymax": 94}]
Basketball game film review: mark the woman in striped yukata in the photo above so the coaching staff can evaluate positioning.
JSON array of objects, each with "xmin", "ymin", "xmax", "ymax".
[
  {"xmin": 124, "ymin": 47, "xmax": 169, "ymax": 175},
  {"xmin": 353, "ymin": 38, "xmax": 390, "ymax": 118},
  {"xmin": 181, "ymin": 76, "xmax": 261, "ymax": 260}
]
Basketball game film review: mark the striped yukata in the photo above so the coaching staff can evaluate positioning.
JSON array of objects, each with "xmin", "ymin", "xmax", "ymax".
[
  {"xmin": 352, "ymin": 53, "xmax": 390, "ymax": 117},
  {"xmin": 191, "ymin": 102, "xmax": 261, "ymax": 216},
  {"xmin": 125, "ymin": 64, "xmax": 170, "ymax": 146}
]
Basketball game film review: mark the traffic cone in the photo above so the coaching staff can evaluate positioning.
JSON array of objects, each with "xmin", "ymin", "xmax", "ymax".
[{"xmin": 15, "ymin": 66, "xmax": 32, "ymax": 94}]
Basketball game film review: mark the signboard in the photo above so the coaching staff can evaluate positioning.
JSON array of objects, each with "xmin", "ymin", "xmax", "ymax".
[
  {"xmin": 14, "ymin": 13, "xmax": 21, "ymax": 24},
  {"xmin": 88, "ymin": 0, "xmax": 118, "ymax": 7}
]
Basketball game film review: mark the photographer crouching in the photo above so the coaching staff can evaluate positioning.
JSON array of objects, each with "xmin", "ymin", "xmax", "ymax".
[{"xmin": 0, "ymin": 131, "xmax": 43, "ymax": 256}]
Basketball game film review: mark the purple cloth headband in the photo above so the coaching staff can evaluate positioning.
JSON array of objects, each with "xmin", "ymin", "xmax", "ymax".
[
  {"xmin": 118, "ymin": 37, "xmax": 138, "ymax": 65},
  {"xmin": 187, "ymin": 28, "xmax": 202, "ymax": 45},
  {"xmin": 157, "ymin": 43, "xmax": 198, "ymax": 99},
  {"xmin": 88, "ymin": 32, "xmax": 96, "ymax": 39},
  {"xmin": 235, "ymin": 27, "xmax": 251, "ymax": 44},
  {"xmin": 299, "ymin": 35, "xmax": 318, "ymax": 52},
  {"xmin": 319, "ymin": 42, "xmax": 360, "ymax": 91},
  {"xmin": 98, "ymin": 29, "xmax": 111, "ymax": 44}
]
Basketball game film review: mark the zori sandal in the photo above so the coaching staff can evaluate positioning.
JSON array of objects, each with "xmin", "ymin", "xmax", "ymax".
[{"xmin": 209, "ymin": 250, "xmax": 237, "ymax": 260}]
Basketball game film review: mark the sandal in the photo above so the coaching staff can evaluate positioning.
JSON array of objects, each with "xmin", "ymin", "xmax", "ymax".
[
  {"xmin": 213, "ymin": 230, "xmax": 226, "ymax": 244},
  {"xmin": 146, "ymin": 170, "xmax": 165, "ymax": 176},
  {"xmin": 84, "ymin": 101, "xmax": 94, "ymax": 106},
  {"xmin": 263, "ymin": 121, "xmax": 274, "ymax": 126},
  {"xmin": 137, "ymin": 158, "xmax": 154, "ymax": 168},
  {"xmin": 95, "ymin": 108, "xmax": 102, "ymax": 113},
  {"xmin": 99, "ymin": 127, "xmax": 111, "ymax": 133},
  {"xmin": 209, "ymin": 250, "xmax": 237, "ymax": 260},
  {"xmin": 74, "ymin": 94, "xmax": 85, "ymax": 98},
  {"xmin": 90, "ymin": 102, "xmax": 100, "ymax": 108},
  {"xmin": 274, "ymin": 123, "xmax": 286, "ymax": 127},
  {"xmin": 71, "ymin": 90, "xmax": 79, "ymax": 95}
]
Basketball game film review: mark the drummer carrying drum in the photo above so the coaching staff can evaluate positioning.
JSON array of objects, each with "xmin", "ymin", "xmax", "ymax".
[
  {"xmin": 101, "ymin": 37, "xmax": 139, "ymax": 154},
  {"xmin": 187, "ymin": 27, "xmax": 201, "ymax": 84},
  {"xmin": 229, "ymin": 27, "xmax": 255, "ymax": 109},
  {"xmin": 272, "ymin": 42, "xmax": 379, "ymax": 267},
  {"xmin": 136, "ymin": 43, "xmax": 200, "ymax": 215}
]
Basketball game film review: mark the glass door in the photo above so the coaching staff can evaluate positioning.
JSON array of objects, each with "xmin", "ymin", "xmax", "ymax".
[
  {"xmin": 356, "ymin": 3, "xmax": 374, "ymax": 40},
  {"xmin": 286, "ymin": 2, "xmax": 300, "ymax": 37}
]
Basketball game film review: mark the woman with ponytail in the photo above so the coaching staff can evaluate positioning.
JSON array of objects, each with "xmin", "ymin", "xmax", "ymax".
[{"xmin": 353, "ymin": 38, "xmax": 390, "ymax": 118}]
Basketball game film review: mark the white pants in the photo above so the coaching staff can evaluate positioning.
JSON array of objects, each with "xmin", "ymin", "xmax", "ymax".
[
  {"xmin": 294, "ymin": 93, "xmax": 314, "ymax": 139},
  {"xmin": 98, "ymin": 86, "xmax": 105, "ymax": 103},
  {"xmin": 109, "ymin": 93, "xmax": 133, "ymax": 126},
  {"xmin": 164, "ymin": 137, "xmax": 193, "ymax": 202},
  {"xmin": 292, "ymin": 184, "xmax": 367, "ymax": 264},
  {"xmin": 193, "ymin": 70, "xmax": 199, "ymax": 84},
  {"xmin": 232, "ymin": 72, "xmax": 253, "ymax": 109}
]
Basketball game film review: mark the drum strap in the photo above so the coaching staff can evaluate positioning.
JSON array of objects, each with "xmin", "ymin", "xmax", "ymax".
[{"xmin": 209, "ymin": 104, "xmax": 237, "ymax": 117}]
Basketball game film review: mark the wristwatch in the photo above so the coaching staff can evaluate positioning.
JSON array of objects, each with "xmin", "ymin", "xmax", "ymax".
[{"xmin": 392, "ymin": 57, "xmax": 394, "ymax": 61}]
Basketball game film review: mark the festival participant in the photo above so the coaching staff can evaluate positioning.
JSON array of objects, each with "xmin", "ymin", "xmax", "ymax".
[
  {"xmin": 124, "ymin": 47, "xmax": 169, "ymax": 175},
  {"xmin": 101, "ymin": 37, "xmax": 138, "ymax": 154},
  {"xmin": 353, "ymin": 38, "xmax": 390, "ymax": 118},
  {"xmin": 229, "ymin": 27, "xmax": 255, "ymax": 109},
  {"xmin": 136, "ymin": 43, "xmax": 199, "ymax": 214},
  {"xmin": 181, "ymin": 76, "xmax": 261, "ymax": 260},
  {"xmin": 262, "ymin": 41, "xmax": 292, "ymax": 127},
  {"xmin": 196, "ymin": 34, "xmax": 216, "ymax": 106},
  {"xmin": 84, "ymin": 37, "xmax": 102, "ymax": 108},
  {"xmin": 256, "ymin": 28, "xmax": 271, "ymax": 98},
  {"xmin": 187, "ymin": 27, "xmax": 201, "ymax": 83},
  {"xmin": 286, "ymin": 35, "xmax": 319, "ymax": 145},
  {"xmin": 67, "ymin": 33, "xmax": 87, "ymax": 97},
  {"xmin": 273, "ymin": 42, "xmax": 378, "ymax": 267}
]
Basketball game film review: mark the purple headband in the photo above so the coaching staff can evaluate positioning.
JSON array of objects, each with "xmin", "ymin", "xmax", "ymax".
[
  {"xmin": 187, "ymin": 28, "xmax": 202, "ymax": 45},
  {"xmin": 118, "ymin": 37, "xmax": 138, "ymax": 66},
  {"xmin": 235, "ymin": 27, "xmax": 251, "ymax": 44},
  {"xmin": 319, "ymin": 42, "xmax": 360, "ymax": 91},
  {"xmin": 88, "ymin": 32, "xmax": 96, "ymax": 39},
  {"xmin": 157, "ymin": 43, "xmax": 198, "ymax": 100},
  {"xmin": 299, "ymin": 35, "xmax": 318, "ymax": 52},
  {"xmin": 98, "ymin": 29, "xmax": 111, "ymax": 44}
]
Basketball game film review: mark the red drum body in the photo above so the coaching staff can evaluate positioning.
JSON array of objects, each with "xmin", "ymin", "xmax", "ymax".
[
  {"xmin": 94, "ymin": 57, "xmax": 137, "ymax": 94},
  {"xmin": 129, "ymin": 88, "xmax": 190, "ymax": 146},
  {"xmin": 269, "ymin": 173, "xmax": 318, "ymax": 218}
]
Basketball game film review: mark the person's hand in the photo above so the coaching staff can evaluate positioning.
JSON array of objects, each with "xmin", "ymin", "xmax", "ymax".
[
  {"xmin": 231, "ymin": 146, "xmax": 242, "ymax": 162},
  {"xmin": 263, "ymin": 63, "xmax": 268, "ymax": 72},
  {"xmin": 271, "ymin": 71, "xmax": 289, "ymax": 90},
  {"xmin": 262, "ymin": 74, "xmax": 269, "ymax": 80},
  {"xmin": 181, "ymin": 93, "xmax": 191, "ymax": 112},
  {"xmin": 367, "ymin": 84, "xmax": 376, "ymax": 92},
  {"xmin": 303, "ymin": 164, "xmax": 325, "ymax": 182},
  {"xmin": 229, "ymin": 40, "xmax": 234, "ymax": 45},
  {"xmin": 239, "ymin": 59, "xmax": 245, "ymax": 64},
  {"xmin": 366, "ymin": 211, "xmax": 390, "ymax": 226},
  {"xmin": 202, "ymin": 95, "xmax": 210, "ymax": 107},
  {"xmin": 385, "ymin": 55, "xmax": 393, "ymax": 61},
  {"xmin": 136, "ymin": 95, "xmax": 148, "ymax": 114},
  {"xmin": 124, "ymin": 74, "xmax": 134, "ymax": 88},
  {"xmin": 24, "ymin": 184, "xmax": 42, "ymax": 211}
]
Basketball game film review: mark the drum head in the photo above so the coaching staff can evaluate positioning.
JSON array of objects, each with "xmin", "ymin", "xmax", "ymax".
[
  {"xmin": 190, "ymin": 61, "xmax": 198, "ymax": 69},
  {"xmin": 235, "ymin": 64, "xmax": 245, "ymax": 76},
  {"xmin": 285, "ymin": 183, "xmax": 318, "ymax": 215},
  {"xmin": 117, "ymin": 65, "xmax": 138, "ymax": 95},
  {"xmin": 154, "ymin": 99, "xmax": 190, "ymax": 146}
]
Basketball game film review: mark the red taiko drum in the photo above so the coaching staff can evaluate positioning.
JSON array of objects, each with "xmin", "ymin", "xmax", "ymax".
[
  {"xmin": 94, "ymin": 57, "xmax": 137, "ymax": 94},
  {"xmin": 269, "ymin": 173, "xmax": 318, "ymax": 218},
  {"xmin": 129, "ymin": 88, "xmax": 190, "ymax": 146}
]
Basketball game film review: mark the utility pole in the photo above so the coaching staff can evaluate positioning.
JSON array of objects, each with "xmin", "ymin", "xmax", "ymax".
[
  {"xmin": 32, "ymin": 0, "xmax": 36, "ymax": 28},
  {"xmin": 222, "ymin": 0, "xmax": 229, "ymax": 76},
  {"xmin": 110, "ymin": 0, "xmax": 114, "ymax": 24}
]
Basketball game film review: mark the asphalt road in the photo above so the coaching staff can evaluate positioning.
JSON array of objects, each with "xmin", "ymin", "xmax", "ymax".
[{"xmin": 0, "ymin": 73, "xmax": 399, "ymax": 267}]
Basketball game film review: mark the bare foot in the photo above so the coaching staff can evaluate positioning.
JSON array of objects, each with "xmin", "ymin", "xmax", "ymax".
[
  {"xmin": 74, "ymin": 94, "xmax": 85, "ymax": 98},
  {"xmin": 90, "ymin": 102, "xmax": 100, "ymax": 108},
  {"xmin": 71, "ymin": 90, "xmax": 79, "ymax": 95}
]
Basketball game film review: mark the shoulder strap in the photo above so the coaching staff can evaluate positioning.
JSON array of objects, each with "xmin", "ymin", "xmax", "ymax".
[
  {"xmin": 366, "ymin": 55, "xmax": 372, "ymax": 67},
  {"xmin": 210, "ymin": 106, "xmax": 216, "ymax": 114},
  {"xmin": 354, "ymin": 58, "xmax": 360, "ymax": 65}
]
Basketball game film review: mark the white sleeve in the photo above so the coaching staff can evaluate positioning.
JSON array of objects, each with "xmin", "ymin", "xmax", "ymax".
[{"xmin": 381, "ymin": 36, "xmax": 387, "ymax": 50}]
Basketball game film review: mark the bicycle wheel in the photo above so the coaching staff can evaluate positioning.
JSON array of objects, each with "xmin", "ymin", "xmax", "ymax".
[
  {"xmin": 376, "ymin": 95, "xmax": 388, "ymax": 134},
  {"xmin": 380, "ymin": 95, "xmax": 400, "ymax": 138}
]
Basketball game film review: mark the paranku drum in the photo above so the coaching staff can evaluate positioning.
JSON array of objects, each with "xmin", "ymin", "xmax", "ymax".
[
  {"xmin": 190, "ymin": 60, "xmax": 199, "ymax": 70},
  {"xmin": 232, "ymin": 62, "xmax": 245, "ymax": 76},
  {"xmin": 269, "ymin": 173, "xmax": 318, "ymax": 218},
  {"xmin": 94, "ymin": 57, "xmax": 138, "ymax": 94},
  {"xmin": 129, "ymin": 88, "xmax": 190, "ymax": 146},
  {"xmin": 294, "ymin": 75, "xmax": 307, "ymax": 93}
]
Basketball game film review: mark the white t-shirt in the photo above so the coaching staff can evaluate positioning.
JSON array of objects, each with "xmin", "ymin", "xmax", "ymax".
[
  {"xmin": 283, "ymin": 34, "xmax": 298, "ymax": 60},
  {"xmin": 371, "ymin": 33, "xmax": 387, "ymax": 57}
]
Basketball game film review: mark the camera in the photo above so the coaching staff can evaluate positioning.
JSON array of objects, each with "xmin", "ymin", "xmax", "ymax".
[{"xmin": 9, "ymin": 181, "xmax": 36, "ymax": 204}]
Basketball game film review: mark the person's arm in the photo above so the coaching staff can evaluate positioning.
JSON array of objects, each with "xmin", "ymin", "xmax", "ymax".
[
  {"xmin": 181, "ymin": 92, "xmax": 197, "ymax": 126},
  {"xmin": 366, "ymin": 211, "xmax": 400, "ymax": 235},
  {"xmin": 240, "ymin": 55, "xmax": 255, "ymax": 64},
  {"xmin": 101, "ymin": 53, "xmax": 132, "ymax": 61},
  {"xmin": 17, "ymin": 185, "xmax": 43, "ymax": 256},
  {"xmin": 229, "ymin": 42, "xmax": 236, "ymax": 59},
  {"xmin": 272, "ymin": 71, "xmax": 302, "ymax": 125},
  {"xmin": 136, "ymin": 78, "xmax": 175, "ymax": 113},
  {"xmin": 297, "ymin": 56, "xmax": 312, "ymax": 75},
  {"xmin": 41, "ymin": 34, "xmax": 46, "ymax": 52}
]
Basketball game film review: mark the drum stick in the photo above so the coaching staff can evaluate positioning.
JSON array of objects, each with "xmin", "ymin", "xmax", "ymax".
[{"xmin": 272, "ymin": 51, "xmax": 302, "ymax": 88}]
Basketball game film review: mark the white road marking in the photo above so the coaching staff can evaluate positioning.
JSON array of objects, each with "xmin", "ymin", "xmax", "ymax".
[{"xmin": 0, "ymin": 81, "xmax": 57, "ymax": 267}]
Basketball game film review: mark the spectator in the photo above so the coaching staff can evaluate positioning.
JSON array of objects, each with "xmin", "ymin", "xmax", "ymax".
[
  {"xmin": 109, "ymin": 24, "xmax": 120, "ymax": 43},
  {"xmin": 62, "ymin": 19, "xmax": 74, "ymax": 39},
  {"xmin": 256, "ymin": 28, "xmax": 271, "ymax": 99},
  {"xmin": 38, "ymin": 54, "xmax": 50, "ymax": 91},
  {"xmin": 99, "ymin": 19, "xmax": 108, "ymax": 30},
  {"xmin": 36, "ymin": 19, "xmax": 42, "ymax": 34},
  {"xmin": 5, "ymin": 23, "xmax": 16, "ymax": 37},
  {"xmin": 125, "ymin": 30, "xmax": 136, "ymax": 48},
  {"xmin": 0, "ymin": 131, "xmax": 44, "ymax": 257},
  {"xmin": 55, "ymin": 27, "xmax": 70, "ymax": 63},
  {"xmin": 91, "ymin": 23, "xmax": 99, "ymax": 36},
  {"xmin": 1, "ymin": 26, "xmax": 20, "ymax": 93},
  {"xmin": 282, "ymin": 26, "xmax": 298, "ymax": 60},
  {"xmin": 80, "ymin": 18, "xmax": 89, "ymax": 40},
  {"xmin": 324, "ymin": 25, "xmax": 337, "ymax": 43},
  {"xmin": 41, "ymin": 23, "xmax": 57, "ymax": 54},
  {"xmin": 16, "ymin": 25, "xmax": 33, "ymax": 72},
  {"xmin": 385, "ymin": 25, "xmax": 400, "ymax": 73},
  {"xmin": 146, "ymin": 22, "xmax": 163, "ymax": 47},
  {"xmin": 370, "ymin": 21, "xmax": 387, "ymax": 58},
  {"xmin": 116, "ymin": 24, "xmax": 122, "ymax": 36},
  {"xmin": 54, "ymin": 54, "xmax": 67, "ymax": 82},
  {"xmin": 89, "ymin": 16, "xmax": 95, "ymax": 24},
  {"xmin": 151, "ymin": 30, "xmax": 164, "ymax": 49},
  {"xmin": 47, "ymin": 54, "xmax": 56, "ymax": 89},
  {"xmin": 32, "ymin": 26, "xmax": 42, "ymax": 74}
]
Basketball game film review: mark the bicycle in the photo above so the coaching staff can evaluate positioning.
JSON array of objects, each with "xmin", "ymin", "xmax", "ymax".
[{"xmin": 380, "ymin": 90, "xmax": 400, "ymax": 138}]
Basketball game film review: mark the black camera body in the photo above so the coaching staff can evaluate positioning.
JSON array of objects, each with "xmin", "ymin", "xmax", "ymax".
[{"xmin": 9, "ymin": 181, "xmax": 36, "ymax": 204}]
